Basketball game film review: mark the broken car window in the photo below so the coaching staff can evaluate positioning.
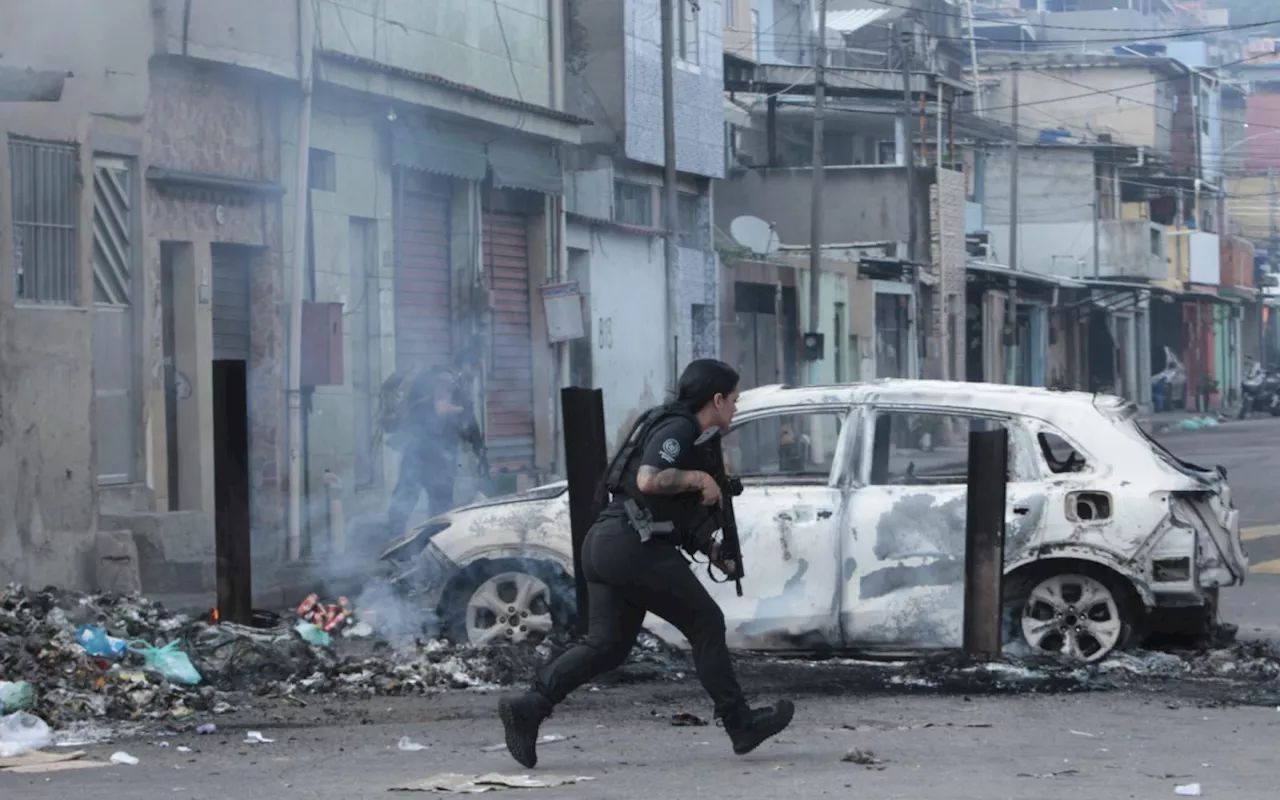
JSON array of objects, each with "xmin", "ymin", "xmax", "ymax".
[
  {"xmin": 724, "ymin": 410, "xmax": 844, "ymax": 479},
  {"xmin": 1037, "ymin": 431, "xmax": 1088, "ymax": 474},
  {"xmin": 869, "ymin": 411, "xmax": 1006, "ymax": 486}
]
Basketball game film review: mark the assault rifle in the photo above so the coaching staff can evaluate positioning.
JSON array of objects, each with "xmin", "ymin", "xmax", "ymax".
[{"xmin": 703, "ymin": 431, "xmax": 745, "ymax": 596}]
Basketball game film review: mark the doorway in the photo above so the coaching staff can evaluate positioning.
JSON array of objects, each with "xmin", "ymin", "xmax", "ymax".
[{"xmin": 212, "ymin": 359, "xmax": 251, "ymax": 623}]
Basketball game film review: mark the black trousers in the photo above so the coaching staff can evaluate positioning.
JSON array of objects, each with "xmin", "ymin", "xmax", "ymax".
[
  {"xmin": 386, "ymin": 449, "xmax": 453, "ymax": 537},
  {"xmin": 532, "ymin": 515, "xmax": 747, "ymax": 717}
]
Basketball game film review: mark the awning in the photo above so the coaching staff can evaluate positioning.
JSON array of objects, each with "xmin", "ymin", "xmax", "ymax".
[
  {"xmin": 488, "ymin": 141, "xmax": 563, "ymax": 195},
  {"xmin": 391, "ymin": 128, "xmax": 487, "ymax": 181},
  {"xmin": 966, "ymin": 259, "xmax": 1087, "ymax": 289}
]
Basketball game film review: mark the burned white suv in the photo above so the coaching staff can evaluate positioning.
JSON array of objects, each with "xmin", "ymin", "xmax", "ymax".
[{"xmin": 379, "ymin": 380, "xmax": 1247, "ymax": 664}]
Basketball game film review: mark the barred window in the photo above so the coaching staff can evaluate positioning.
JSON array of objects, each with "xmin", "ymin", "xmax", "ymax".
[
  {"xmin": 613, "ymin": 180, "xmax": 653, "ymax": 227},
  {"xmin": 10, "ymin": 137, "xmax": 79, "ymax": 305}
]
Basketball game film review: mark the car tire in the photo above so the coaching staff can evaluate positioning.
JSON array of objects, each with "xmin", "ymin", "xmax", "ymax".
[
  {"xmin": 439, "ymin": 557, "xmax": 578, "ymax": 648},
  {"xmin": 1004, "ymin": 564, "xmax": 1143, "ymax": 663}
]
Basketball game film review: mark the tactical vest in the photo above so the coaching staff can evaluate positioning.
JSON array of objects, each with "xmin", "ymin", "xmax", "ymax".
[{"xmin": 603, "ymin": 403, "xmax": 713, "ymax": 547}]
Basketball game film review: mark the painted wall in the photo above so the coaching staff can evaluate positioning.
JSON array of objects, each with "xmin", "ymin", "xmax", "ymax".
[
  {"xmin": 981, "ymin": 66, "xmax": 1171, "ymax": 155},
  {"xmin": 0, "ymin": 0, "xmax": 154, "ymax": 589},
  {"xmin": 566, "ymin": 222, "xmax": 668, "ymax": 449}
]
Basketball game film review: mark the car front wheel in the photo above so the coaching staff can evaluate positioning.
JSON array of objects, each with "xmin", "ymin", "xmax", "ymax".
[
  {"xmin": 1017, "ymin": 571, "xmax": 1138, "ymax": 663},
  {"xmin": 440, "ymin": 558, "xmax": 576, "ymax": 647}
]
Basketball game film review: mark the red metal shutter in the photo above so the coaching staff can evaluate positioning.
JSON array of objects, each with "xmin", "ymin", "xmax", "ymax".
[
  {"xmin": 483, "ymin": 209, "xmax": 535, "ymax": 473},
  {"xmin": 395, "ymin": 172, "xmax": 452, "ymax": 373}
]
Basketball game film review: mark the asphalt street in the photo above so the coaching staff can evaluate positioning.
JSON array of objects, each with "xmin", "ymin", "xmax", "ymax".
[
  {"xmin": 1156, "ymin": 417, "xmax": 1280, "ymax": 640},
  {"xmin": 4, "ymin": 417, "xmax": 1280, "ymax": 799}
]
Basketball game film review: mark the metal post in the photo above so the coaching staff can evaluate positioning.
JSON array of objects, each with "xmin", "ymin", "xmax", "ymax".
[
  {"xmin": 901, "ymin": 26, "xmax": 917, "ymax": 262},
  {"xmin": 963, "ymin": 427, "xmax": 1008, "ymax": 658},
  {"xmin": 560, "ymin": 388, "xmax": 609, "ymax": 636},
  {"xmin": 964, "ymin": 0, "xmax": 982, "ymax": 117},
  {"xmin": 661, "ymin": 0, "xmax": 680, "ymax": 391},
  {"xmin": 1009, "ymin": 64, "xmax": 1019, "ymax": 274},
  {"xmin": 807, "ymin": 0, "xmax": 828, "ymax": 383},
  {"xmin": 1092, "ymin": 157, "xmax": 1101, "ymax": 279}
]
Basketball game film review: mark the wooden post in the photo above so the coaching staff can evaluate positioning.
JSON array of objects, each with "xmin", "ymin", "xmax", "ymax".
[
  {"xmin": 560, "ymin": 387, "xmax": 609, "ymax": 636},
  {"xmin": 963, "ymin": 427, "xmax": 1008, "ymax": 657}
]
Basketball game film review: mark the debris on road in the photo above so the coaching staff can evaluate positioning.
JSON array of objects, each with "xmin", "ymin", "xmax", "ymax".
[
  {"xmin": 243, "ymin": 731, "xmax": 274, "ymax": 744},
  {"xmin": 1175, "ymin": 783, "xmax": 1203, "ymax": 796},
  {"xmin": 397, "ymin": 736, "xmax": 430, "ymax": 752},
  {"xmin": 0, "ymin": 711, "xmax": 52, "ymax": 757},
  {"xmin": 670, "ymin": 712, "xmax": 707, "ymax": 727},
  {"xmin": 389, "ymin": 772, "xmax": 595, "ymax": 793},
  {"xmin": 109, "ymin": 751, "xmax": 139, "ymax": 765},
  {"xmin": 480, "ymin": 734, "xmax": 566, "ymax": 753},
  {"xmin": 1017, "ymin": 768, "xmax": 1080, "ymax": 779},
  {"xmin": 842, "ymin": 748, "xmax": 887, "ymax": 770}
]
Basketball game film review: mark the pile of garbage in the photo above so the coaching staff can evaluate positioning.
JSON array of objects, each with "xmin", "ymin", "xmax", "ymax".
[{"xmin": 0, "ymin": 583, "xmax": 692, "ymax": 735}]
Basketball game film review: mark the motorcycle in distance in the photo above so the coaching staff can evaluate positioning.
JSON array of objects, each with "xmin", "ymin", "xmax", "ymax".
[{"xmin": 1238, "ymin": 361, "xmax": 1280, "ymax": 419}]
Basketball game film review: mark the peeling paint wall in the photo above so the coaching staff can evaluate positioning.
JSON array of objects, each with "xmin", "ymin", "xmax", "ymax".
[
  {"xmin": 0, "ymin": 0, "xmax": 155, "ymax": 589},
  {"xmin": 565, "ymin": 220, "xmax": 667, "ymax": 449}
]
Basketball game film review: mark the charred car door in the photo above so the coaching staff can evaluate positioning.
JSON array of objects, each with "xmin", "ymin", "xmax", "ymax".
[
  {"xmin": 839, "ymin": 404, "xmax": 1043, "ymax": 650},
  {"xmin": 644, "ymin": 404, "xmax": 856, "ymax": 651}
]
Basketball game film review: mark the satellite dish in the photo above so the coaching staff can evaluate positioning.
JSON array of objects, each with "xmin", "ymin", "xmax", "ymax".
[{"xmin": 729, "ymin": 215, "xmax": 780, "ymax": 257}]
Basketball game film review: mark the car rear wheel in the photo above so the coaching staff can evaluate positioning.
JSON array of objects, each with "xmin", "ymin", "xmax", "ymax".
[
  {"xmin": 441, "ymin": 558, "xmax": 576, "ymax": 647},
  {"xmin": 1017, "ymin": 571, "xmax": 1137, "ymax": 663}
]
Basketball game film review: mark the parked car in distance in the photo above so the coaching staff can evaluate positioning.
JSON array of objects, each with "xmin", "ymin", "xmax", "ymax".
[{"xmin": 378, "ymin": 380, "xmax": 1248, "ymax": 664}]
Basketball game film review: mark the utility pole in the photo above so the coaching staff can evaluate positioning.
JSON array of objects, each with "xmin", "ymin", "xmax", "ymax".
[
  {"xmin": 807, "ymin": 0, "xmax": 828, "ymax": 385},
  {"xmin": 1007, "ymin": 63, "xmax": 1020, "ymax": 385},
  {"xmin": 661, "ymin": 0, "xmax": 679, "ymax": 390},
  {"xmin": 964, "ymin": 0, "xmax": 982, "ymax": 117},
  {"xmin": 1269, "ymin": 163, "xmax": 1277, "ymax": 365},
  {"xmin": 1092, "ymin": 159, "xmax": 1101, "ymax": 278},
  {"xmin": 1008, "ymin": 63, "xmax": 1019, "ymax": 274},
  {"xmin": 901, "ymin": 25, "xmax": 917, "ymax": 263}
]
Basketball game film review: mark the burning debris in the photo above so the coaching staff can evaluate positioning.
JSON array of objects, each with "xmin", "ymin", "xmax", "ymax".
[{"xmin": 0, "ymin": 583, "xmax": 694, "ymax": 735}]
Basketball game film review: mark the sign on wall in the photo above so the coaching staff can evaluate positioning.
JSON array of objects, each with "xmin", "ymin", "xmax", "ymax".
[{"xmin": 540, "ymin": 281, "xmax": 586, "ymax": 343}]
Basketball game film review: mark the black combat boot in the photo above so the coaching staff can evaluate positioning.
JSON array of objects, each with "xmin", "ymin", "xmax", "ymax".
[
  {"xmin": 721, "ymin": 699, "xmax": 795, "ymax": 756},
  {"xmin": 497, "ymin": 691, "xmax": 554, "ymax": 768}
]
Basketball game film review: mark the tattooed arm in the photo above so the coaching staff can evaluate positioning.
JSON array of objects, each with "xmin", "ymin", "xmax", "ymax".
[{"xmin": 635, "ymin": 464, "xmax": 710, "ymax": 495}]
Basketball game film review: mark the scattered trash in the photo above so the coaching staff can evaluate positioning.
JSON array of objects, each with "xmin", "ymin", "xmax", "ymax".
[
  {"xmin": 0, "ymin": 681, "xmax": 35, "ymax": 714},
  {"xmin": 390, "ymin": 772, "xmax": 595, "ymax": 793},
  {"xmin": 1175, "ymin": 784, "xmax": 1203, "ymax": 797},
  {"xmin": 109, "ymin": 751, "xmax": 139, "ymax": 765},
  {"xmin": 195, "ymin": 724, "xmax": 217, "ymax": 735},
  {"xmin": 76, "ymin": 625, "xmax": 127, "ymax": 659},
  {"xmin": 841, "ymin": 749, "xmax": 887, "ymax": 770},
  {"xmin": 294, "ymin": 622, "xmax": 332, "ymax": 647},
  {"xmin": 398, "ymin": 736, "xmax": 430, "ymax": 752},
  {"xmin": 243, "ymin": 731, "xmax": 274, "ymax": 744},
  {"xmin": 670, "ymin": 712, "xmax": 707, "ymax": 727},
  {"xmin": 176, "ymin": 746, "xmax": 192, "ymax": 753},
  {"xmin": 481, "ymin": 734, "xmax": 566, "ymax": 753},
  {"xmin": 296, "ymin": 593, "xmax": 353, "ymax": 633},
  {"xmin": 1068, "ymin": 730, "xmax": 1096, "ymax": 738},
  {"xmin": 1017, "ymin": 769, "xmax": 1080, "ymax": 779},
  {"xmin": 0, "ymin": 712, "xmax": 53, "ymax": 758},
  {"xmin": 129, "ymin": 640, "xmax": 202, "ymax": 686},
  {"xmin": 0, "ymin": 749, "xmax": 105, "ymax": 774}
]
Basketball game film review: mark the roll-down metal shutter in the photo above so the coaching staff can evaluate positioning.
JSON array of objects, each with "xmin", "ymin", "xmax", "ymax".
[
  {"xmin": 394, "ymin": 173, "xmax": 453, "ymax": 372},
  {"xmin": 483, "ymin": 209, "xmax": 535, "ymax": 473}
]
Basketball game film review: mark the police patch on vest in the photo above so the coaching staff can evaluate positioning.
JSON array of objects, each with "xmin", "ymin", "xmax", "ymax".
[{"xmin": 660, "ymin": 438, "xmax": 681, "ymax": 463}]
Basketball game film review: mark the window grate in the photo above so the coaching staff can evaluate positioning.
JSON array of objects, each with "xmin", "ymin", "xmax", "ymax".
[{"xmin": 10, "ymin": 137, "xmax": 79, "ymax": 305}]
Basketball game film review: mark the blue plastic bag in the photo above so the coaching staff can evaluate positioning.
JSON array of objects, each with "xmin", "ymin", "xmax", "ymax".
[
  {"xmin": 128, "ymin": 640, "xmax": 202, "ymax": 686},
  {"xmin": 77, "ymin": 625, "xmax": 128, "ymax": 659}
]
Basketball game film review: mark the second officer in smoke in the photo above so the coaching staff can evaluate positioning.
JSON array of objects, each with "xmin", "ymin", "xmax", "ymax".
[{"xmin": 496, "ymin": 358, "xmax": 794, "ymax": 768}]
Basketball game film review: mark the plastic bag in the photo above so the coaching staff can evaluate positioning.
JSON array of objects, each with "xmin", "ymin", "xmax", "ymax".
[
  {"xmin": 0, "ymin": 681, "xmax": 35, "ymax": 714},
  {"xmin": 293, "ymin": 621, "xmax": 332, "ymax": 647},
  {"xmin": 128, "ymin": 640, "xmax": 202, "ymax": 686},
  {"xmin": 77, "ymin": 625, "xmax": 128, "ymax": 659},
  {"xmin": 0, "ymin": 712, "xmax": 52, "ymax": 758}
]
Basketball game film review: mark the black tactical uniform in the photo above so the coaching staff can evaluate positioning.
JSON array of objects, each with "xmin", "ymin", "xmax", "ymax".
[{"xmin": 497, "ymin": 403, "xmax": 794, "ymax": 768}]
